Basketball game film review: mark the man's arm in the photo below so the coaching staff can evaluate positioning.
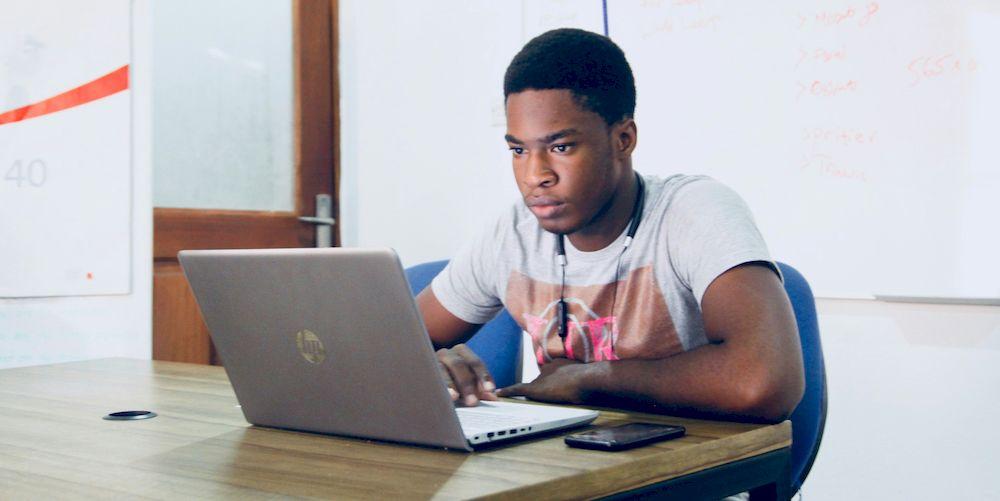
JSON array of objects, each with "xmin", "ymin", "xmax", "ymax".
[
  {"xmin": 417, "ymin": 287, "xmax": 480, "ymax": 349},
  {"xmin": 417, "ymin": 288, "xmax": 498, "ymax": 405},
  {"xmin": 498, "ymin": 263, "xmax": 805, "ymax": 423}
]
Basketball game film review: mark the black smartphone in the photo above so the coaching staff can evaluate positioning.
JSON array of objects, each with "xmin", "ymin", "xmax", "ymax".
[{"xmin": 564, "ymin": 422, "xmax": 686, "ymax": 451}]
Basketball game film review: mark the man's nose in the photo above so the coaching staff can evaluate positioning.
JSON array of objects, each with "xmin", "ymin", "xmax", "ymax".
[{"xmin": 525, "ymin": 151, "xmax": 556, "ymax": 188}]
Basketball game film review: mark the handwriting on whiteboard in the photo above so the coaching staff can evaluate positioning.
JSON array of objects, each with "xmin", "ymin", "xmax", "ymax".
[
  {"xmin": 791, "ymin": 4, "xmax": 881, "ymax": 181},
  {"xmin": 797, "ymin": 2, "xmax": 880, "ymax": 29},
  {"xmin": 796, "ymin": 79, "xmax": 859, "ymax": 99},
  {"xmin": 906, "ymin": 54, "xmax": 979, "ymax": 87},
  {"xmin": 796, "ymin": 48, "xmax": 848, "ymax": 69},
  {"xmin": 639, "ymin": 0, "xmax": 723, "ymax": 38},
  {"xmin": 643, "ymin": 15, "xmax": 722, "ymax": 37},
  {"xmin": 800, "ymin": 153, "xmax": 868, "ymax": 182},
  {"xmin": 803, "ymin": 128, "xmax": 877, "ymax": 147}
]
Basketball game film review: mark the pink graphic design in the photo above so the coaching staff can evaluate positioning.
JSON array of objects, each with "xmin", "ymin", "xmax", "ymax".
[
  {"xmin": 523, "ymin": 310, "xmax": 620, "ymax": 364},
  {"xmin": 505, "ymin": 267, "xmax": 683, "ymax": 366}
]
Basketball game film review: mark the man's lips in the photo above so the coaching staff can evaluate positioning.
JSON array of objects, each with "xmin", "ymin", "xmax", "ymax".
[{"xmin": 526, "ymin": 196, "xmax": 566, "ymax": 219}]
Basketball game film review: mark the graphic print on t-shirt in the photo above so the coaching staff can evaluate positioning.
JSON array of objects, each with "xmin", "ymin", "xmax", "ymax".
[{"xmin": 504, "ymin": 266, "xmax": 683, "ymax": 365}]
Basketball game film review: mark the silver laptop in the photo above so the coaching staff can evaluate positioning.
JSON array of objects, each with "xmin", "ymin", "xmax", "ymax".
[{"xmin": 179, "ymin": 247, "xmax": 597, "ymax": 451}]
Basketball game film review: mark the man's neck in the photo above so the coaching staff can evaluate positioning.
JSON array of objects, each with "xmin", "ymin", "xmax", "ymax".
[{"xmin": 566, "ymin": 169, "xmax": 639, "ymax": 252}]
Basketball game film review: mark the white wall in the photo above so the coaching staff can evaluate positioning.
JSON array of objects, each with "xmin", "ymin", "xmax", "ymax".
[
  {"xmin": 338, "ymin": 0, "xmax": 522, "ymax": 266},
  {"xmin": 0, "ymin": 0, "xmax": 152, "ymax": 368},
  {"xmin": 339, "ymin": 1, "xmax": 1000, "ymax": 498},
  {"xmin": 806, "ymin": 299, "xmax": 1000, "ymax": 499}
]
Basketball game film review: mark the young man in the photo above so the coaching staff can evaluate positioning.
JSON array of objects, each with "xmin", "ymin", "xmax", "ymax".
[{"xmin": 417, "ymin": 28, "xmax": 804, "ymax": 423}]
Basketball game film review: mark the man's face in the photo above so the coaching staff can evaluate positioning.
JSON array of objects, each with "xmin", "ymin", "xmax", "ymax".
[{"xmin": 505, "ymin": 89, "xmax": 625, "ymax": 236}]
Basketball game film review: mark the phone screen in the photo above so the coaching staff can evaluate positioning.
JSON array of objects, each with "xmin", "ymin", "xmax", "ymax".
[{"xmin": 566, "ymin": 422, "xmax": 685, "ymax": 450}]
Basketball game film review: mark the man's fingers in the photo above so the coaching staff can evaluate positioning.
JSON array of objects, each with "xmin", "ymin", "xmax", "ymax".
[
  {"xmin": 478, "ymin": 382, "xmax": 499, "ymax": 401},
  {"xmin": 496, "ymin": 383, "xmax": 530, "ymax": 398},
  {"xmin": 437, "ymin": 348, "xmax": 480, "ymax": 406},
  {"xmin": 437, "ymin": 345, "xmax": 500, "ymax": 405},
  {"xmin": 435, "ymin": 358, "xmax": 459, "ymax": 401},
  {"xmin": 454, "ymin": 344, "xmax": 496, "ymax": 393}
]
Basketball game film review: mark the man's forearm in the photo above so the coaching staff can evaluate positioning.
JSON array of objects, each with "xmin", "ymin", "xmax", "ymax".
[{"xmin": 574, "ymin": 342, "xmax": 801, "ymax": 422}]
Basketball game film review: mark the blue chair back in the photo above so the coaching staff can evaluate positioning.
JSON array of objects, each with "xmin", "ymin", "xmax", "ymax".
[
  {"xmin": 777, "ymin": 262, "xmax": 828, "ymax": 494},
  {"xmin": 404, "ymin": 260, "xmax": 522, "ymax": 388}
]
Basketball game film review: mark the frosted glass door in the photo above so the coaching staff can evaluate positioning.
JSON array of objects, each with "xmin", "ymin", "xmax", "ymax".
[{"xmin": 152, "ymin": 0, "xmax": 294, "ymax": 211}]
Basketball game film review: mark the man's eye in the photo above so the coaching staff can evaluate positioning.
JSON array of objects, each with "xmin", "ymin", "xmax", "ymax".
[
  {"xmin": 510, "ymin": 147, "xmax": 525, "ymax": 155},
  {"xmin": 552, "ymin": 144, "xmax": 572, "ymax": 153}
]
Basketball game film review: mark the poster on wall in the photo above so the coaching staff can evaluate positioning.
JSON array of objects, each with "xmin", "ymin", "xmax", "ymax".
[{"xmin": 0, "ymin": 0, "xmax": 131, "ymax": 298}]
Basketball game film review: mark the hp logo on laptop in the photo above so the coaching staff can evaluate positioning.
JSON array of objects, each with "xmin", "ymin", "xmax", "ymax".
[{"xmin": 296, "ymin": 329, "xmax": 326, "ymax": 364}]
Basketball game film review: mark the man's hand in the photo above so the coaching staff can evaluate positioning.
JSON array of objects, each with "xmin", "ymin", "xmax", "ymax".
[
  {"xmin": 496, "ymin": 358, "xmax": 586, "ymax": 404},
  {"xmin": 436, "ymin": 344, "xmax": 498, "ymax": 406}
]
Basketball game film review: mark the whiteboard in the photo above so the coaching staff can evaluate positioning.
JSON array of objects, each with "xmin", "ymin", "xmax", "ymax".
[
  {"xmin": 339, "ymin": 0, "xmax": 999, "ymax": 300},
  {"xmin": 605, "ymin": 0, "xmax": 1000, "ymax": 299},
  {"xmin": 0, "ymin": 0, "xmax": 132, "ymax": 298}
]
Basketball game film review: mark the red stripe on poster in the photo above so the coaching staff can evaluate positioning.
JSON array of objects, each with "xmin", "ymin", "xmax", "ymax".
[{"xmin": 0, "ymin": 64, "xmax": 129, "ymax": 127}]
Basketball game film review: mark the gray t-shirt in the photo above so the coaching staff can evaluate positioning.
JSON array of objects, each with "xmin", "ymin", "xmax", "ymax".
[{"xmin": 431, "ymin": 174, "xmax": 776, "ymax": 366}]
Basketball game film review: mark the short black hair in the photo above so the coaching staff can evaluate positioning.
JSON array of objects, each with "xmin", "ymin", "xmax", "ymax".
[{"xmin": 503, "ymin": 28, "xmax": 636, "ymax": 126}]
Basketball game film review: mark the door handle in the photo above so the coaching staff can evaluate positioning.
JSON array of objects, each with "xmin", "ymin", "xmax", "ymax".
[
  {"xmin": 298, "ymin": 194, "xmax": 335, "ymax": 247},
  {"xmin": 298, "ymin": 216, "xmax": 336, "ymax": 225}
]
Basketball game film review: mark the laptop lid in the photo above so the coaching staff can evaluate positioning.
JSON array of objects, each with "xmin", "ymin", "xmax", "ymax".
[
  {"xmin": 180, "ymin": 247, "xmax": 598, "ymax": 450},
  {"xmin": 179, "ymin": 247, "xmax": 472, "ymax": 450}
]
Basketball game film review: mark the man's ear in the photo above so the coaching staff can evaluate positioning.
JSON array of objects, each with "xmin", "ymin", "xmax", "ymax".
[{"xmin": 614, "ymin": 119, "xmax": 638, "ymax": 157}]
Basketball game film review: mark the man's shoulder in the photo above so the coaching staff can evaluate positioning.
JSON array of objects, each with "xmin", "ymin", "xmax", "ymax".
[
  {"xmin": 643, "ymin": 173, "xmax": 723, "ymax": 214},
  {"xmin": 643, "ymin": 174, "xmax": 757, "ymax": 243}
]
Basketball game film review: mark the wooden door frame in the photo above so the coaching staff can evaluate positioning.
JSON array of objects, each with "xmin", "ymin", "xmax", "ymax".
[{"xmin": 153, "ymin": 0, "xmax": 339, "ymax": 364}]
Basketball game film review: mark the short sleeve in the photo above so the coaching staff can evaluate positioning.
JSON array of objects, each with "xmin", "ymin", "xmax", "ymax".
[
  {"xmin": 430, "ymin": 220, "xmax": 505, "ymax": 325},
  {"xmin": 665, "ymin": 178, "xmax": 779, "ymax": 305}
]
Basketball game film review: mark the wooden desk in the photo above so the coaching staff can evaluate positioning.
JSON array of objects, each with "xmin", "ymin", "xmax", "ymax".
[{"xmin": 0, "ymin": 359, "xmax": 791, "ymax": 499}]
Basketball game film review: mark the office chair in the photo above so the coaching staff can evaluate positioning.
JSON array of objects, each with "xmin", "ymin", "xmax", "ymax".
[
  {"xmin": 406, "ymin": 259, "xmax": 827, "ymax": 495},
  {"xmin": 776, "ymin": 261, "xmax": 828, "ymax": 495},
  {"xmin": 404, "ymin": 260, "xmax": 522, "ymax": 388}
]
